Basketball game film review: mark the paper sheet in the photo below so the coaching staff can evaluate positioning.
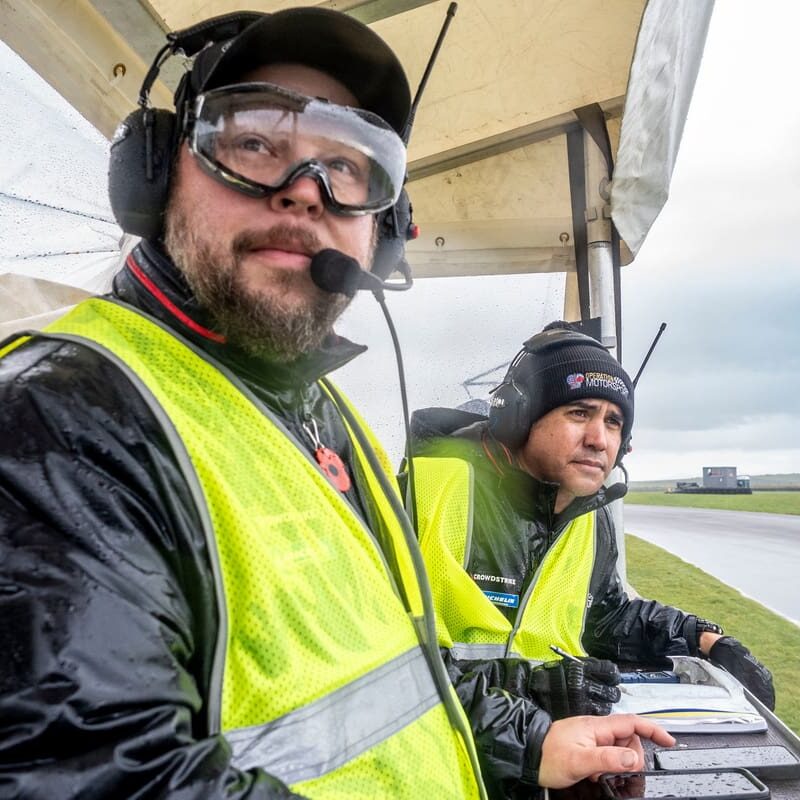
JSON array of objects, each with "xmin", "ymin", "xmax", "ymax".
[{"xmin": 611, "ymin": 657, "xmax": 767, "ymax": 733}]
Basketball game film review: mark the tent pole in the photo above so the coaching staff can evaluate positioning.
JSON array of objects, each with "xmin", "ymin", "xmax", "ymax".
[
  {"xmin": 583, "ymin": 127, "xmax": 629, "ymax": 585},
  {"xmin": 584, "ymin": 130, "xmax": 617, "ymax": 349}
]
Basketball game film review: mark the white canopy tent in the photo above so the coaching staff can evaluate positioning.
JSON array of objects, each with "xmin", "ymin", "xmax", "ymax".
[
  {"xmin": 0, "ymin": 0, "xmax": 714, "ymax": 581},
  {"xmin": 1, "ymin": 0, "xmax": 713, "ymax": 350}
]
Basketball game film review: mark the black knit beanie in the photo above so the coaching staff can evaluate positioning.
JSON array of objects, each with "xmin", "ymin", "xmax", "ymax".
[{"xmin": 497, "ymin": 322, "xmax": 634, "ymax": 443}]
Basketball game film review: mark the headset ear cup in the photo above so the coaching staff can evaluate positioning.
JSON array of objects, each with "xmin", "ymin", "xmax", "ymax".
[
  {"xmin": 371, "ymin": 188, "xmax": 413, "ymax": 280},
  {"xmin": 615, "ymin": 435, "xmax": 632, "ymax": 466},
  {"xmin": 488, "ymin": 380, "xmax": 531, "ymax": 449},
  {"xmin": 108, "ymin": 108, "xmax": 177, "ymax": 239}
]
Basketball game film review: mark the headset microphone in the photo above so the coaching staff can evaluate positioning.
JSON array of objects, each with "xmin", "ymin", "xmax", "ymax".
[
  {"xmin": 310, "ymin": 249, "xmax": 411, "ymax": 297},
  {"xmin": 310, "ymin": 250, "xmax": 364, "ymax": 297}
]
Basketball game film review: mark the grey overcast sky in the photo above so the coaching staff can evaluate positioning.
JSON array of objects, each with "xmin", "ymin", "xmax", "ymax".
[
  {"xmin": 1, "ymin": 1, "xmax": 798, "ymax": 481},
  {"xmin": 337, "ymin": 0, "xmax": 800, "ymax": 480},
  {"xmin": 610, "ymin": 0, "xmax": 800, "ymax": 480}
]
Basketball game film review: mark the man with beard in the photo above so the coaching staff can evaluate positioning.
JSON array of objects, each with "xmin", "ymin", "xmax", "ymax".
[{"xmin": 0, "ymin": 9, "xmax": 675, "ymax": 799}]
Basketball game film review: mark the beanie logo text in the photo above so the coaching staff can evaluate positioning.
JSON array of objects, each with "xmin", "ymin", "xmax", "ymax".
[
  {"xmin": 566, "ymin": 373, "xmax": 585, "ymax": 390},
  {"xmin": 567, "ymin": 371, "xmax": 629, "ymax": 397}
]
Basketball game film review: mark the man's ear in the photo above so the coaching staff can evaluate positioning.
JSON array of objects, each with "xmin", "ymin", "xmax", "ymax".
[{"xmin": 614, "ymin": 437, "xmax": 632, "ymax": 467}]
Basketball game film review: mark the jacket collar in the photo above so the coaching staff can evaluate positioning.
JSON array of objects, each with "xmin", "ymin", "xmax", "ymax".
[{"xmin": 112, "ymin": 240, "xmax": 367, "ymax": 389}]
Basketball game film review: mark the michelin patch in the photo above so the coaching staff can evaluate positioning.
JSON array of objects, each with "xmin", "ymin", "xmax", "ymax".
[
  {"xmin": 472, "ymin": 572, "xmax": 520, "ymax": 609},
  {"xmin": 483, "ymin": 590, "xmax": 520, "ymax": 608}
]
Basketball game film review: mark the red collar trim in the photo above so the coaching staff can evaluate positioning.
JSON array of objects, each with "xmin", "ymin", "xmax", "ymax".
[
  {"xmin": 482, "ymin": 434, "xmax": 528, "ymax": 481},
  {"xmin": 127, "ymin": 254, "xmax": 227, "ymax": 344}
]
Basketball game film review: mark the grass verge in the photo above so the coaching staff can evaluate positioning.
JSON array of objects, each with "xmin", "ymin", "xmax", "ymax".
[
  {"xmin": 626, "ymin": 534, "xmax": 800, "ymax": 734},
  {"xmin": 625, "ymin": 491, "xmax": 800, "ymax": 515}
]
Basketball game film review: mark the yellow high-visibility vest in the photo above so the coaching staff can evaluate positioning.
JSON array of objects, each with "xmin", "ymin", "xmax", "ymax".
[
  {"xmin": 413, "ymin": 456, "xmax": 595, "ymax": 663},
  {"xmin": 3, "ymin": 298, "xmax": 487, "ymax": 798}
]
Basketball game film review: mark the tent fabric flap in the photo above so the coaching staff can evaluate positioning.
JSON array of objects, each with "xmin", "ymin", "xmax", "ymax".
[{"xmin": 611, "ymin": 0, "xmax": 715, "ymax": 257}]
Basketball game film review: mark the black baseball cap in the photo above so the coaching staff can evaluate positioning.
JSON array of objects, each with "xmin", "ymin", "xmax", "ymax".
[{"xmin": 188, "ymin": 8, "xmax": 411, "ymax": 136}]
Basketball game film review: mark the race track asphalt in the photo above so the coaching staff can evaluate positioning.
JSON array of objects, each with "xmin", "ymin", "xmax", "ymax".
[{"xmin": 624, "ymin": 504, "xmax": 800, "ymax": 625}]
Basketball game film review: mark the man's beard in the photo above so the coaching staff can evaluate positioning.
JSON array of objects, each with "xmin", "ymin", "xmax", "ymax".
[{"xmin": 164, "ymin": 201, "xmax": 355, "ymax": 362}]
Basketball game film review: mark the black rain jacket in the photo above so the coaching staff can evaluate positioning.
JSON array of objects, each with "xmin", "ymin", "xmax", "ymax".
[
  {"xmin": 409, "ymin": 407, "xmax": 702, "ymax": 800},
  {"xmin": 0, "ymin": 241, "xmax": 379, "ymax": 799}
]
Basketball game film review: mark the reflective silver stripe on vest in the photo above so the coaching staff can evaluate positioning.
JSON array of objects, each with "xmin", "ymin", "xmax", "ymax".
[
  {"xmin": 227, "ymin": 646, "xmax": 440, "ymax": 785},
  {"xmin": 449, "ymin": 642, "xmax": 546, "ymax": 664},
  {"xmin": 449, "ymin": 642, "xmax": 510, "ymax": 661}
]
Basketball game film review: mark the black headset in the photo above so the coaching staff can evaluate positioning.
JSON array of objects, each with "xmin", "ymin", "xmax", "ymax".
[
  {"xmin": 372, "ymin": 188, "xmax": 415, "ymax": 281},
  {"xmin": 108, "ymin": 13, "xmax": 259, "ymax": 241},
  {"xmin": 488, "ymin": 327, "xmax": 632, "ymax": 464},
  {"xmin": 107, "ymin": 11, "xmax": 416, "ymax": 281}
]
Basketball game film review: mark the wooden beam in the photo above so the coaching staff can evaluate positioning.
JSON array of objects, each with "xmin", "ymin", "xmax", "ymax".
[
  {"xmin": 0, "ymin": 0, "xmax": 172, "ymax": 139},
  {"xmin": 408, "ymin": 97, "xmax": 624, "ymax": 182},
  {"xmin": 86, "ymin": 0, "xmax": 185, "ymax": 92},
  {"xmin": 407, "ymin": 246, "xmax": 575, "ymax": 279},
  {"xmin": 320, "ymin": 0, "xmax": 438, "ymax": 25}
]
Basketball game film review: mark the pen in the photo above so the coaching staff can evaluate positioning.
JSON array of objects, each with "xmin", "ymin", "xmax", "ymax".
[{"xmin": 549, "ymin": 644, "xmax": 582, "ymax": 663}]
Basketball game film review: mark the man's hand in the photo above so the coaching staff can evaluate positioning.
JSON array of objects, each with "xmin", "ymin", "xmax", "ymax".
[
  {"xmin": 529, "ymin": 657, "xmax": 622, "ymax": 718},
  {"xmin": 538, "ymin": 714, "xmax": 676, "ymax": 789},
  {"xmin": 708, "ymin": 636, "xmax": 776, "ymax": 710}
]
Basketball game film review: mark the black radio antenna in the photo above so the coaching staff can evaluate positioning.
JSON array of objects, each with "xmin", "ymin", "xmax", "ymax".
[
  {"xmin": 390, "ymin": 2, "xmax": 457, "ymax": 536},
  {"xmin": 632, "ymin": 322, "xmax": 667, "ymax": 388},
  {"xmin": 401, "ymin": 2, "xmax": 458, "ymax": 143}
]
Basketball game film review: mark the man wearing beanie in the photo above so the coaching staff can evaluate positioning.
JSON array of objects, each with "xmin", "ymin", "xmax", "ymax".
[{"xmin": 407, "ymin": 321, "xmax": 775, "ymax": 800}]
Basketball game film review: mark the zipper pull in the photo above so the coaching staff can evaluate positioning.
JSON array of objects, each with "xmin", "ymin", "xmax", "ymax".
[{"xmin": 302, "ymin": 416, "xmax": 352, "ymax": 493}]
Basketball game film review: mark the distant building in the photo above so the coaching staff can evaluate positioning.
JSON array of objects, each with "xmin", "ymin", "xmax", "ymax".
[
  {"xmin": 671, "ymin": 466, "xmax": 752, "ymax": 494},
  {"xmin": 703, "ymin": 466, "xmax": 738, "ymax": 490}
]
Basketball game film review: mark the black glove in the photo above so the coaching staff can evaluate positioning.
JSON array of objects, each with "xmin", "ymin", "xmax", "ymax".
[
  {"xmin": 708, "ymin": 636, "xmax": 776, "ymax": 710},
  {"xmin": 528, "ymin": 656, "xmax": 621, "ymax": 719}
]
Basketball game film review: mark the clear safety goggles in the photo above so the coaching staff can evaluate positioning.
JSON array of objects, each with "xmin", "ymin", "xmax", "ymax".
[{"xmin": 188, "ymin": 83, "xmax": 407, "ymax": 215}]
